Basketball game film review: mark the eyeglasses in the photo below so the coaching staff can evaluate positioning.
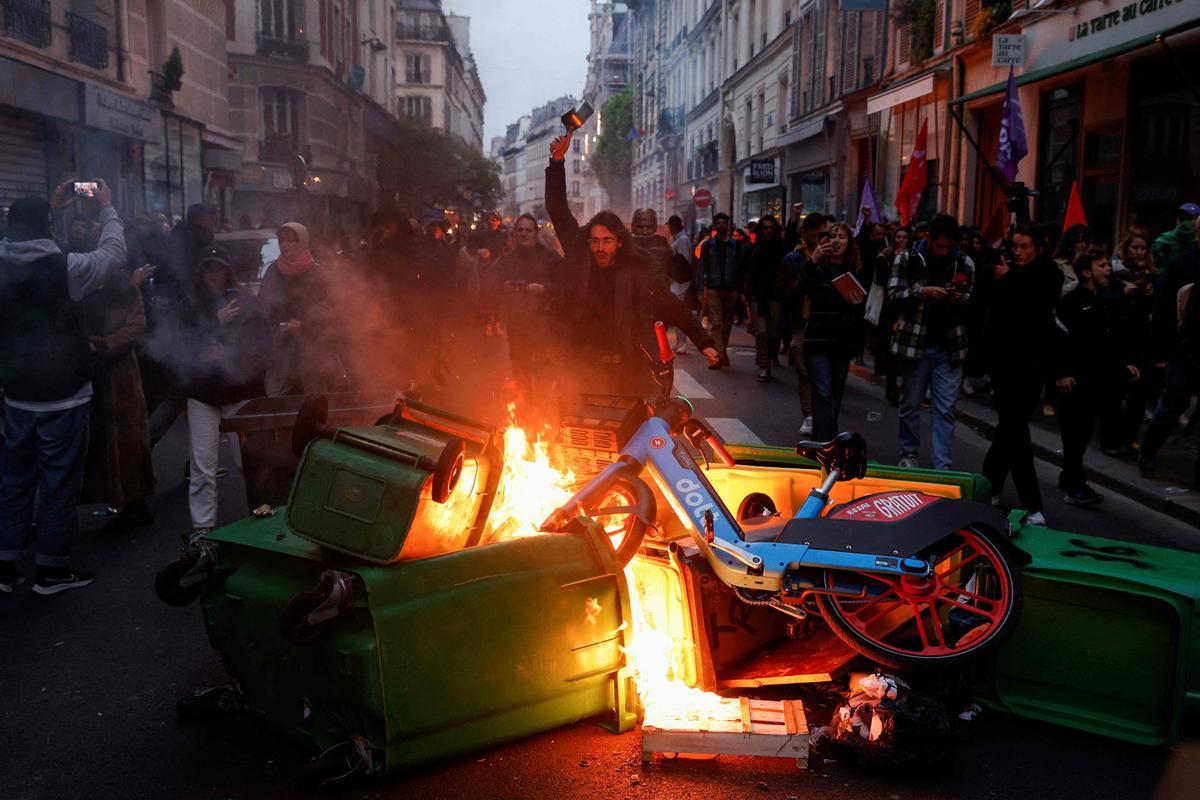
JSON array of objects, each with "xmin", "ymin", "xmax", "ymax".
[{"xmin": 588, "ymin": 237, "xmax": 617, "ymax": 246}]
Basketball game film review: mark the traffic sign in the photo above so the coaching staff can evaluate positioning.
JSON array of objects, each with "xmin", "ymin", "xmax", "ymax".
[{"xmin": 693, "ymin": 188, "xmax": 713, "ymax": 208}]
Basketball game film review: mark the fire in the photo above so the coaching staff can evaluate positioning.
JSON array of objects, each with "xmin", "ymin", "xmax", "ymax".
[
  {"xmin": 485, "ymin": 415, "xmax": 732, "ymax": 731},
  {"xmin": 483, "ymin": 412, "xmax": 576, "ymax": 542}
]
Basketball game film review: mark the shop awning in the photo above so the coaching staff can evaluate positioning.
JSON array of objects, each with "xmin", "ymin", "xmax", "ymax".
[
  {"xmin": 950, "ymin": 16, "xmax": 1200, "ymax": 106},
  {"xmin": 866, "ymin": 74, "xmax": 936, "ymax": 115}
]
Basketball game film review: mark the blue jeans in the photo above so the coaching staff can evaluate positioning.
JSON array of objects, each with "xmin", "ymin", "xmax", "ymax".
[
  {"xmin": 899, "ymin": 347, "xmax": 963, "ymax": 470},
  {"xmin": 0, "ymin": 402, "xmax": 90, "ymax": 567},
  {"xmin": 805, "ymin": 353, "xmax": 850, "ymax": 442}
]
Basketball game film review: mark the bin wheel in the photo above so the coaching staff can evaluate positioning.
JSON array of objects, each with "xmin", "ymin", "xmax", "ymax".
[
  {"xmin": 292, "ymin": 395, "xmax": 330, "ymax": 457},
  {"xmin": 280, "ymin": 591, "xmax": 333, "ymax": 646},
  {"xmin": 176, "ymin": 686, "xmax": 245, "ymax": 721},
  {"xmin": 431, "ymin": 438, "xmax": 466, "ymax": 504},
  {"xmin": 155, "ymin": 555, "xmax": 204, "ymax": 607}
]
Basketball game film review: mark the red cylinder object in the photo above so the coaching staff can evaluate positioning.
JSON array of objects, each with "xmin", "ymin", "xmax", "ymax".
[
  {"xmin": 707, "ymin": 435, "xmax": 736, "ymax": 467},
  {"xmin": 654, "ymin": 321, "xmax": 674, "ymax": 363}
]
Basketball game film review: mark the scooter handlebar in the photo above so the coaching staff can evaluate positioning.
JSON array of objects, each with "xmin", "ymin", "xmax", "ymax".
[{"xmin": 654, "ymin": 321, "xmax": 674, "ymax": 364}]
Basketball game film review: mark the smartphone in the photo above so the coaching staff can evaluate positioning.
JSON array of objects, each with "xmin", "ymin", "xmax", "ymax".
[
  {"xmin": 560, "ymin": 101, "xmax": 595, "ymax": 133},
  {"xmin": 819, "ymin": 231, "xmax": 831, "ymax": 242},
  {"xmin": 74, "ymin": 181, "xmax": 97, "ymax": 198}
]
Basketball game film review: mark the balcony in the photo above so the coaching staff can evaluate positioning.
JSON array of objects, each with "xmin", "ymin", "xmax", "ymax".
[
  {"xmin": 67, "ymin": 12, "xmax": 107, "ymax": 69},
  {"xmin": 2, "ymin": 0, "xmax": 51, "ymax": 47},
  {"xmin": 256, "ymin": 33, "xmax": 310, "ymax": 61},
  {"xmin": 395, "ymin": 23, "xmax": 449, "ymax": 42},
  {"xmin": 149, "ymin": 71, "xmax": 173, "ymax": 106},
  {"xmin": 259, "ymin": 136, "xmax": 304, "ymax": 163}
]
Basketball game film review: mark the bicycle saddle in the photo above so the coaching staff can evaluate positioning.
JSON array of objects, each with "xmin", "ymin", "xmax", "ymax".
[{"xmin": 795, "ymin": 431, "xmax": 868, "ymax": 480}]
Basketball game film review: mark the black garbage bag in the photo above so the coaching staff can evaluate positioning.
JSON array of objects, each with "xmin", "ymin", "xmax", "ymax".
[{"xmin": 808, "ymin": 671, "xmax": 964, "ymax": 775}]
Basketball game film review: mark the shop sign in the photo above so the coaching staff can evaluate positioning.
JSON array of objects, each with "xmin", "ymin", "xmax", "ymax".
[
  {"xmin": 992, "ymin": 34, "xmax": 1026, "ymax": 66},
  {"xmin": 84, "ymin": 85, "xmax": 153, "ymax": 141},
  {"xmin": 748, "ymin": 159, "xmax": 777, "ymax": 184},
  {"xmin": 1068, "ymin": 0, "xmax": 1186, "ymax": 43},
  {"xmin": 1017, "ymin": 0, "xmax": 1196, "ymax": 73}
]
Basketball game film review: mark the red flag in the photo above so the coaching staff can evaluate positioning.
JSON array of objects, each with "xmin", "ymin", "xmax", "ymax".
[
  {"xmin": 1062, "ymin": 180, "xmax": 1087, "ymax": 232},
  {"xmin": 895, "ymin": 119, "xmax": 929, "ymax": 225},
  {"xmin": 980, "ymin": 199, "xmax": 1008, "ymax": 246}
]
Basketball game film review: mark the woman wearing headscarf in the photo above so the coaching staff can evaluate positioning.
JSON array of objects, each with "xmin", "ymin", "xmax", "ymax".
[{"xmin": 258, "ymin": 222, "xmax": 346, "ymax": 395}]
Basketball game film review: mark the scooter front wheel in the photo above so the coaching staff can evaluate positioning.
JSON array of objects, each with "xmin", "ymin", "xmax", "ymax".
[{"xmin": 815, "ymin": 527, "xmax": 1021, "ymax": 670}]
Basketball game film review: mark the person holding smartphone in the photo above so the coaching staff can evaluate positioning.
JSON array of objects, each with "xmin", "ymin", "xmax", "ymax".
[
  {"xmin": 0, "ymin": 179, "xmax": 125, "ymax": 594},
  {"xmin": 888, "ymin": 214, "xmax": 974, "ymax": 471}
]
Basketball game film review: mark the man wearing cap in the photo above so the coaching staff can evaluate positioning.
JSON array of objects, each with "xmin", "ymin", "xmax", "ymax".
[
  {"xmin": 0, "ymin": 179, "xmax": 126, "ymax": 595},
  {"xmin": 1152, "ymin": 202, "xmax": 1199, "ymax": 274}
]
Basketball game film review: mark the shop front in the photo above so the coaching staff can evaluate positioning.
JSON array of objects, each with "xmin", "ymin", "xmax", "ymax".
[
  {"xmin": 741, "ymin": 156, "xmax": 784, "ymax": 223},
  {"xmin": 867, "ymin": 73, "xmax": 947, "ymax": 225},
  {"xmin": 780, "ymin": 114, "xmax": 835, "ymax": 217},
  {"xmin": 952, "ymin": 0, "xmax": 1200, "ymax": 241}
]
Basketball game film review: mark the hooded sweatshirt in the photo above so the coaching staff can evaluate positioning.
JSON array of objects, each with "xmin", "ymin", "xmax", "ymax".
[{"xmin": 0, "ymin": 205, "xmax": 126, "ymax": 410}]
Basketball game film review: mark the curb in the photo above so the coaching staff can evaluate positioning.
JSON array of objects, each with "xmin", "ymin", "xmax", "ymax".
[{"xmin": 847, "ymin": 363, "xmax": 1200, "ymax": 529}]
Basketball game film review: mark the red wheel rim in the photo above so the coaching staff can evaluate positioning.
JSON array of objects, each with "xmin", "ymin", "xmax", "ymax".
[{"xmin": 826, "ymin": 528, "xmax": 1012, "ymax": 658}]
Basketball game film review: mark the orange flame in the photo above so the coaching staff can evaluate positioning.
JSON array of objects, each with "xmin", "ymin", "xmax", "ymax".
[{"xmin": 486, "ymin": 416, "xmax": 731, "ymax": 730}]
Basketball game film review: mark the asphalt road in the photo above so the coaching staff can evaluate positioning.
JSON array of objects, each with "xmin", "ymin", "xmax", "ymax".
[{"xmin": 0, "ymin": 328, "xmax": 1191, "ymax": 799}]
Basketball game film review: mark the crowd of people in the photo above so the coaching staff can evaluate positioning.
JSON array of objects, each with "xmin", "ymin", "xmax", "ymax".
[{"xmin": 0, "ymin": 156, "xmax": 1197, "ymax": 594}]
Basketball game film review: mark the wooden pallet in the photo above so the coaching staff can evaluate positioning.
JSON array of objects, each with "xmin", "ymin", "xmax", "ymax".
[{"xmin": 641, "ymin": 698, "xmax": 809, "ymax": 769}]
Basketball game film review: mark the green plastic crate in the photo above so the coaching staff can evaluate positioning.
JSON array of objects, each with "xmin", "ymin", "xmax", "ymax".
[{"xmin": 200, "ymin": 514, "xmax": 637, "ymax": 775}]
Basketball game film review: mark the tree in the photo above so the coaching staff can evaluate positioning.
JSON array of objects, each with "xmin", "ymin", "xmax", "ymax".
[
  {"xmin": 383, "ymin": 122, "xmax": 502, "ymax": 212},
  {"xmin": 592, "ymin": 87, "xmax": 633, "ymax": 214}
]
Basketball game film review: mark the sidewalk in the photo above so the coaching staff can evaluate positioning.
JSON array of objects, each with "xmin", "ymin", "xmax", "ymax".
[{"xmin": 850, "ymin": 361, "xmax": 1200, "ymax": 529}]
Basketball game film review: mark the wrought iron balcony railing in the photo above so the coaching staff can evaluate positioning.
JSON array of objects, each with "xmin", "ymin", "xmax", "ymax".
[
  {"xmin": 2, "ymin": 0, "xmax": 51, "ymax": 47},
  {"xmin": 66, "ymin": 12, "xmax": 108, "ymax": 69},
  {"xmin": 149, "ymin": 71, "xmax": 173, "ymax": 105},
  {"xmin": 259, "ymin": 137, "xmax": 297, "ymax": 163},
  {"xmin": 256, "ymin": 33, "xmax": 310, "ymax": 61}
]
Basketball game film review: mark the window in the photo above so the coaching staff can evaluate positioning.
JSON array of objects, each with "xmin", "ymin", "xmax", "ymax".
[
  {"xmin": 572, "ymin": 159, "xmax": 581, "ymax": 174},
  {"xmin": 572, "ymin": 139, "xmax": 581, "ymax": 153},
  {"xmin": 261, "ymin": 0, "xmax": 300, "ymax": 41},
  {"xmin": 572, "ymin": 181, "xmax": 581, "ymax": 196},
  {"xmin": 405, "ymin": 52, "xmax": 431, "ymax": 83},
  {"xmin": 404, "ymin": 95, "xmax": 432, "ymax": 124},
  {"xmin": 262, "ymin": 88, "xmax": 298, "ymax": 140}
]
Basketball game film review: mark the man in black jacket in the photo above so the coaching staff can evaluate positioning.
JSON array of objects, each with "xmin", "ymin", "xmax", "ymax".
[
  {"xmin": 741, "ymin": 215, "xmax": 787, "ymax": 382},
  {"xmin": 546, "ymin": 132, "xmax": 718, "ymax": 395},
  {"xmin": 0, "ymin": 181, "xmax": 126, "ymax": 594},
  {"xmin": 1054, "ymin": 250, "xmax": 1140, "ymax": 505},
  {"xmin": 1139, "ymin": 282, "xmax": 1200, "ymax": 486},
  {"xmin": 697, "ymin": 213, "xmax": 743, "ymax": 369}
]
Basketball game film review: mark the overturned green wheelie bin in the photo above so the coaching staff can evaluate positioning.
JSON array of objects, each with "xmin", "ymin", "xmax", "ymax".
[{"xmin": 160, "ymin": 397, "xmax": 637, "ymax": 783}]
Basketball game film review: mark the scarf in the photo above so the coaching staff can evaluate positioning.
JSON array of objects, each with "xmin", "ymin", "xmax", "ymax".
[{"xmin": 275, "ymin": 222, "xmax": 315, "ymax": 276}]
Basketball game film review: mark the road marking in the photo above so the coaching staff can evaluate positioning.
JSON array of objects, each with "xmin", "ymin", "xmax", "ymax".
[
  {"xmin": 706, "ymin": 417, "xmax": 765, "ymax": 445},
  {"xmin": 673, "ymin": 367, "xmax": 714, "ymax": 399}
]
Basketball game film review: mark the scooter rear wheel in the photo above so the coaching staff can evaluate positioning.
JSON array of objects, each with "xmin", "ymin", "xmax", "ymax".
[{"xmin": 815, "ymin": 527, "xmax": 1021, "ymax": 670}]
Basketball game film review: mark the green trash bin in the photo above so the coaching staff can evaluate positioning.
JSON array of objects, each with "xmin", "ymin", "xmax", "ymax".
[
  {"xmin": 198, "ymin": 513, "xmax": 638, "ymax": 777},
  {"xmin": 978, "ymin": 517, "xmax": 1200, "ymax": 746}
]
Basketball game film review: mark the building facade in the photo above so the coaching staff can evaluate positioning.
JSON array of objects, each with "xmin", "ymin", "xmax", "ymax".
[
  {"xmin": 393, "ymin": 0, "xmax": 484, "ymax": 151},
  {"xmin": 628, "ymin": 0, "xmax": 887, "ymax": 229},
  {"xmin": 0, "ymin": 0, "xmax": 238, "ymax": 219}
]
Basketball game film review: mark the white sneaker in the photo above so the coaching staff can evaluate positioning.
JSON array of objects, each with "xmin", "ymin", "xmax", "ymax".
[
  {"xmin": 798, "ymin": 416, "xmax": 813, "ymax": 436},
  {"xmin": 1026, "ymin": 511, "xmax": 1046, "ymax": 526},
  {"xmin": 898, "ymin": 455, "xmax": 920, "ymax": 469}
]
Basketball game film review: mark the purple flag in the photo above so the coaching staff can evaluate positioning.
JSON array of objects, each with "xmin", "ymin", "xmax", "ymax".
[
  {"xmin": 997, "ymin": 66, "xmax": 1028, "ymax": 183},
  {"xmin": 854, "ymin": 176, "xmax": 880, "ymax": 235}
]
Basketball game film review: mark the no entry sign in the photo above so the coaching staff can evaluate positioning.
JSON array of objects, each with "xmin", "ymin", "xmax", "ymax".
[{"xmin": 693, "ymin": 189, "xmax": 713, "ymax": 208}]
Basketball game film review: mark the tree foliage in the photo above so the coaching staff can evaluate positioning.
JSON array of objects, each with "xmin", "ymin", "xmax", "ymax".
[
  {"xmin": 592, "ymin": 87, "xmax": 633, "ymax": 214},
  {"xmin": 386, "ymin": 121, "xmax": 502, "ymax": 212}
]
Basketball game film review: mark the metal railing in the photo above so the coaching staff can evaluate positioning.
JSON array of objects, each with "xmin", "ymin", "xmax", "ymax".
[
  {"xmin": 256, "ymin": 33, "xmax": 310, "ymax": 61},
  {"xmin": 66, "ymin": 12, "xmax": 108, "ymax": 69},
  {"xmin": 395, "ymin": 23, "xmax": 449, "ymax": 42},
  {"xmin": 149, "ymin": 71, "xmax": 173, "ymax": 105},
  {"xmin": 2, "ymin": 0, "xmax": 51, "ymax": 47},
  {"xmin": 259, "ymin": 137, "xmax": 299, "ymax": 163}
]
